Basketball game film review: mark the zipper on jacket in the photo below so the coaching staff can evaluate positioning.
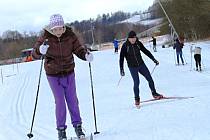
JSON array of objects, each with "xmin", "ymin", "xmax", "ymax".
[
  {"xmin": 58, "ymin": 38, "xmax": 64, "ymax": 76},
  {"xmin": 131, "ymin": 45, "xmax": 140, "ymax": 66}
]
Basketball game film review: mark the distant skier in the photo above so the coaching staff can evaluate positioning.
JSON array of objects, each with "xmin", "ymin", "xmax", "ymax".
[
  {"xmin": 192, "ymin": 46, "xmax": 202, "ymax": 71},
  {"xmin": 149, "ymin": 36, "xmax": 157, "ymax": 52},
  {"xmin": 32, "ymin": 14, "xmax": 93, "ymax": 140},
  {"xmin": 113, "ymin": 38, "xmax": 119, "ymax": 53},
  {"xmin": 173, "ymin": 38, "xmax": 184, "ymax": 65},
  {"xmin": 25, "ymin": 55, "xmax": 33, "ymax": 62},
  {"xmin": 119, "ymin": 30, "xmax": 163, "ymax": 108}
]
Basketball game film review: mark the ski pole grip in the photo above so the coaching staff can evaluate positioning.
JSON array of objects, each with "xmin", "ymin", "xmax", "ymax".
[{"xmin": 43, "ymin": 39, "xmax": 48, "ymax": 45}]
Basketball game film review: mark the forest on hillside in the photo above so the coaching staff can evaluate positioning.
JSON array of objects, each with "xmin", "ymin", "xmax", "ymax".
[{"xmin": 152, "ymin": 0, "xmax": 210, "ymax": 39}]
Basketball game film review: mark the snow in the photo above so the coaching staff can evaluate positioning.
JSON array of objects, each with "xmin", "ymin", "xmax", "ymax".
[
  {"xmin": 139, "ymin": 18, "xmax": 163, "ymax": 26},
  {"xmin": 120, "ymin": 15, "xmax": 142, "ymax": 23},
  {"xmin": 120, "ymin": 15, "xmax": 163, "ymax": 26},
  {"xmin": 0, "ymin": 39, "xmax": 210, "ymax": 140}
]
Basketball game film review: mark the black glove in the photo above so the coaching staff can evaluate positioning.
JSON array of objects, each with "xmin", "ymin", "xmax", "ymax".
[
  {"xmin": 120, "ymin": 69, "xmax": 125, "ymax": 76},
  {"xmin": 153, "ymin": 59, "xmax": 159, "ymax": 65}
]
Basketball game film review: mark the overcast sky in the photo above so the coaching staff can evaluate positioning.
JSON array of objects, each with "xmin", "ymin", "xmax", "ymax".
[{"xmin": 0, "ymin": 0, "xmax": 154, "ymax": 34}]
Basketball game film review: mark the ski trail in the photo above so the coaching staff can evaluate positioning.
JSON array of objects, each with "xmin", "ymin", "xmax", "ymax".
[
  {"xmin": 8, "ymin": 71, "xmax": 30, "ymax": 137},
  {"xmin": 17, "ymin": 70, "xmax": 33, "ymax": 126},
  {"xmin": 11, "ymin": 73, "xmax": 23, "ymax": 123}
]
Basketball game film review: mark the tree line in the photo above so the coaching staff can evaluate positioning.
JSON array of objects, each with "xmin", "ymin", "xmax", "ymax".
[
  {"xmin": 152, "ymin": 0, "xmax": 210, "ymax": 40},
  {"xmin": 70, "ymin": 11, "xmax": 148, "ymax": 45}
]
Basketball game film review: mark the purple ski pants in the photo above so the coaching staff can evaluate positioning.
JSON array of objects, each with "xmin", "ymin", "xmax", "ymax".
[{"xmin": 47, "ymin": 72, "xmax": 82, "ymax": 129}]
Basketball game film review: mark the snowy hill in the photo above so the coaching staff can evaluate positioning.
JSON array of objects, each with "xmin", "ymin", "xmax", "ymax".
[
  {"xmin": 120, "ymin": 15, "xmax": 163, "ymax": 26},
  {"xmin": 0, "ymin": 40, "xmax": 210, "ymax": 140}
]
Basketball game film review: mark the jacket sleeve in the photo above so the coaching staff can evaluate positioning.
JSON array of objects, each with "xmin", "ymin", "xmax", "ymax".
[
  {"xmin": 72, "ymin": 34, "xmax": 87, "ymax": 60},
  {"xmin": 119, "ymin": 43, "xmax": 126, "ymax": 70},
  {"xmin": 32, "ymin": 36, "xmax": 45, "ymax": 60},
  {"xmin": 180, "ymin": 43, "xmax": 184, "ymax": 48},
  {"xmin": 137, "ymin": 41, "xmax": 156, "ymax": 61},
  {"xmin": 173, "ymin": 43, "xmax": 176, "ymax": 49}
]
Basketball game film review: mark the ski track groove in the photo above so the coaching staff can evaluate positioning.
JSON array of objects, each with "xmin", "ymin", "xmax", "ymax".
[
  {"xmin": 12, "ymin": 71, "xmax": 30, "ymax": 129},
  {"xmin": 19, "ymin": 71, "xmax": 32, "ymax": 126}
]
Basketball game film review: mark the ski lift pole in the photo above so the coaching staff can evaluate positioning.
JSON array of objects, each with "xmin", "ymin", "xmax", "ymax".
[{"xmin": 157, "ymin": 0, "xmax": 179, "ymax": 39}]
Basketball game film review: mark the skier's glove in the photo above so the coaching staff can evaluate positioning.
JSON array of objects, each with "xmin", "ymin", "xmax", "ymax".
[
  {"xmin": 120, "ymin": 69, "xmax": 125, "ymax": 76},
  {"xmin": 153, "ymin": 59, "xmax": 159, "ymax": 65},
  {"xmin": 85, "ymin": 53, "xmax": 93, "ymax": 62},
  {"xmin": 39, "ymin": 44, "xmax": 49, "ymax": 55}
]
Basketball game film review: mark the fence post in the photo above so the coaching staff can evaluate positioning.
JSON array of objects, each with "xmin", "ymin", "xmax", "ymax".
[{"xmin": 1, "ymin": 68, "xmax": 3, "ymax": 84}]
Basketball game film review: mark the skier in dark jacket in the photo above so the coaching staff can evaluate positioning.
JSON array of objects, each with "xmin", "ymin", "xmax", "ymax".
[
  {"xmin": 32, "ymin": 14, "xmax": 93, "ymax": 140},
  {"xmin": 173, "ymin": 38, "xmax": 184, "ymax": 65},
  {"xmin": 149, "ymin": 36, "xmax": 157, "ymax": 52},
  {"xmin": 119, "ymin": 31, "xmax": 163, "ymax": 108}
]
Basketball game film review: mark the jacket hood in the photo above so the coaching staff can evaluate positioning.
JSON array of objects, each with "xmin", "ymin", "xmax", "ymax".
[{"xmin": 42, "ymin": 25, "xmax": 73, "ymax": 38}]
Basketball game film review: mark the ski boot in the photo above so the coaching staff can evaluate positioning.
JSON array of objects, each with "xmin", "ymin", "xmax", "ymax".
[
  {"xmin": 74, "ymin": 124, "xmax": 85, "ymax": 139},
  {"xmin": 199, "ymin": 66, "xmax": 202, "ymax": 71},
  {"xmin": 57, "ymin": 127, "xmax": 67, "ymax": 140},
  {"xmin": 152, "ymin": 92, "xmax": 164, "ymax": 99},
  {"xmin": 196, "ymin": 67, "xmax": 198, "ymax": 71},
  {"xmin": 135, "ymin": 97, "xmax": 140, "ymax": 109}
]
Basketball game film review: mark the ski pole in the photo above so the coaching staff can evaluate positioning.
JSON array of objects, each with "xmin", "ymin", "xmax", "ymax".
[
  {"xmin": 150, "ymin": 65, "xmax": 157, "ymax": 75},
  {"xmin": 27, "ymin": 56, "xmax": 44, "ymax": 139},
  {"xmin": 88, "ymin": 62, "xmax": 100, "ymax": 135},
  {"xmin": 201, "ymin": 60, "xmax": 205, "ymax": 70},
  {"xmin": 27, "ymin": 39, "xmax": 47, "ymax": 139},
  {"xmin": 174, "ymin": 49, "xmax": 177, "ymax": 65},
  {"xmin": 182, "ymin": 52, "xmax": 187, "ymax": 64},
  {"xmin": 190, "ymin": 45, "xmax": 193, "ymax": 71},
  {"xmin": 117, "ymin": 76, "xmax": 123, "ymax": 86}
]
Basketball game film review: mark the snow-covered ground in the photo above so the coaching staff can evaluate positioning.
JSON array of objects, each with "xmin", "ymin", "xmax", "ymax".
[
  {"xmin": 120, "ymin": 15, "xmax": 163, "ymax": 26},
  {"xmin": 0, "ymin": 40, "xmax": 210, "ymax": 140}
]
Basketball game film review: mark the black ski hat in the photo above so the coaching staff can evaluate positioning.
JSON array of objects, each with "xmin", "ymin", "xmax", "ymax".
[{"xmin": 128, "ymin": 31, "xmax": 136, "ymax": 38}]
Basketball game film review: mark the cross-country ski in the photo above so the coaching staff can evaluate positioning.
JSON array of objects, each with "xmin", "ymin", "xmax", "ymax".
[{"xmin": 140, "ymin": 96, "xmax": 194, "ymax": 103}]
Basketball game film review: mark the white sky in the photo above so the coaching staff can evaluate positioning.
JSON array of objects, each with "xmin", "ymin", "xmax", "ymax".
[{"xmin": 0, "ymin": 0, "xmax": 154, "ymax": 34}]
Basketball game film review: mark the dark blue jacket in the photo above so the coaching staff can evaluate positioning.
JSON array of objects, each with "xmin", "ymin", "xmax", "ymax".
[
  {"xmin": 119, "ymin": 39, "xmax": 155, "ymax": 70},
  {"xmin": 173, "ymin": 40, "xmax": 183, "ymax": 52}
]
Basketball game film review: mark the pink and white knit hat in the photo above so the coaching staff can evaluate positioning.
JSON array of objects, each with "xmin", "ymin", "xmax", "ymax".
[{"xmin": 49, "ymin": 14, "xmax": 65, "ymax": 29}]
